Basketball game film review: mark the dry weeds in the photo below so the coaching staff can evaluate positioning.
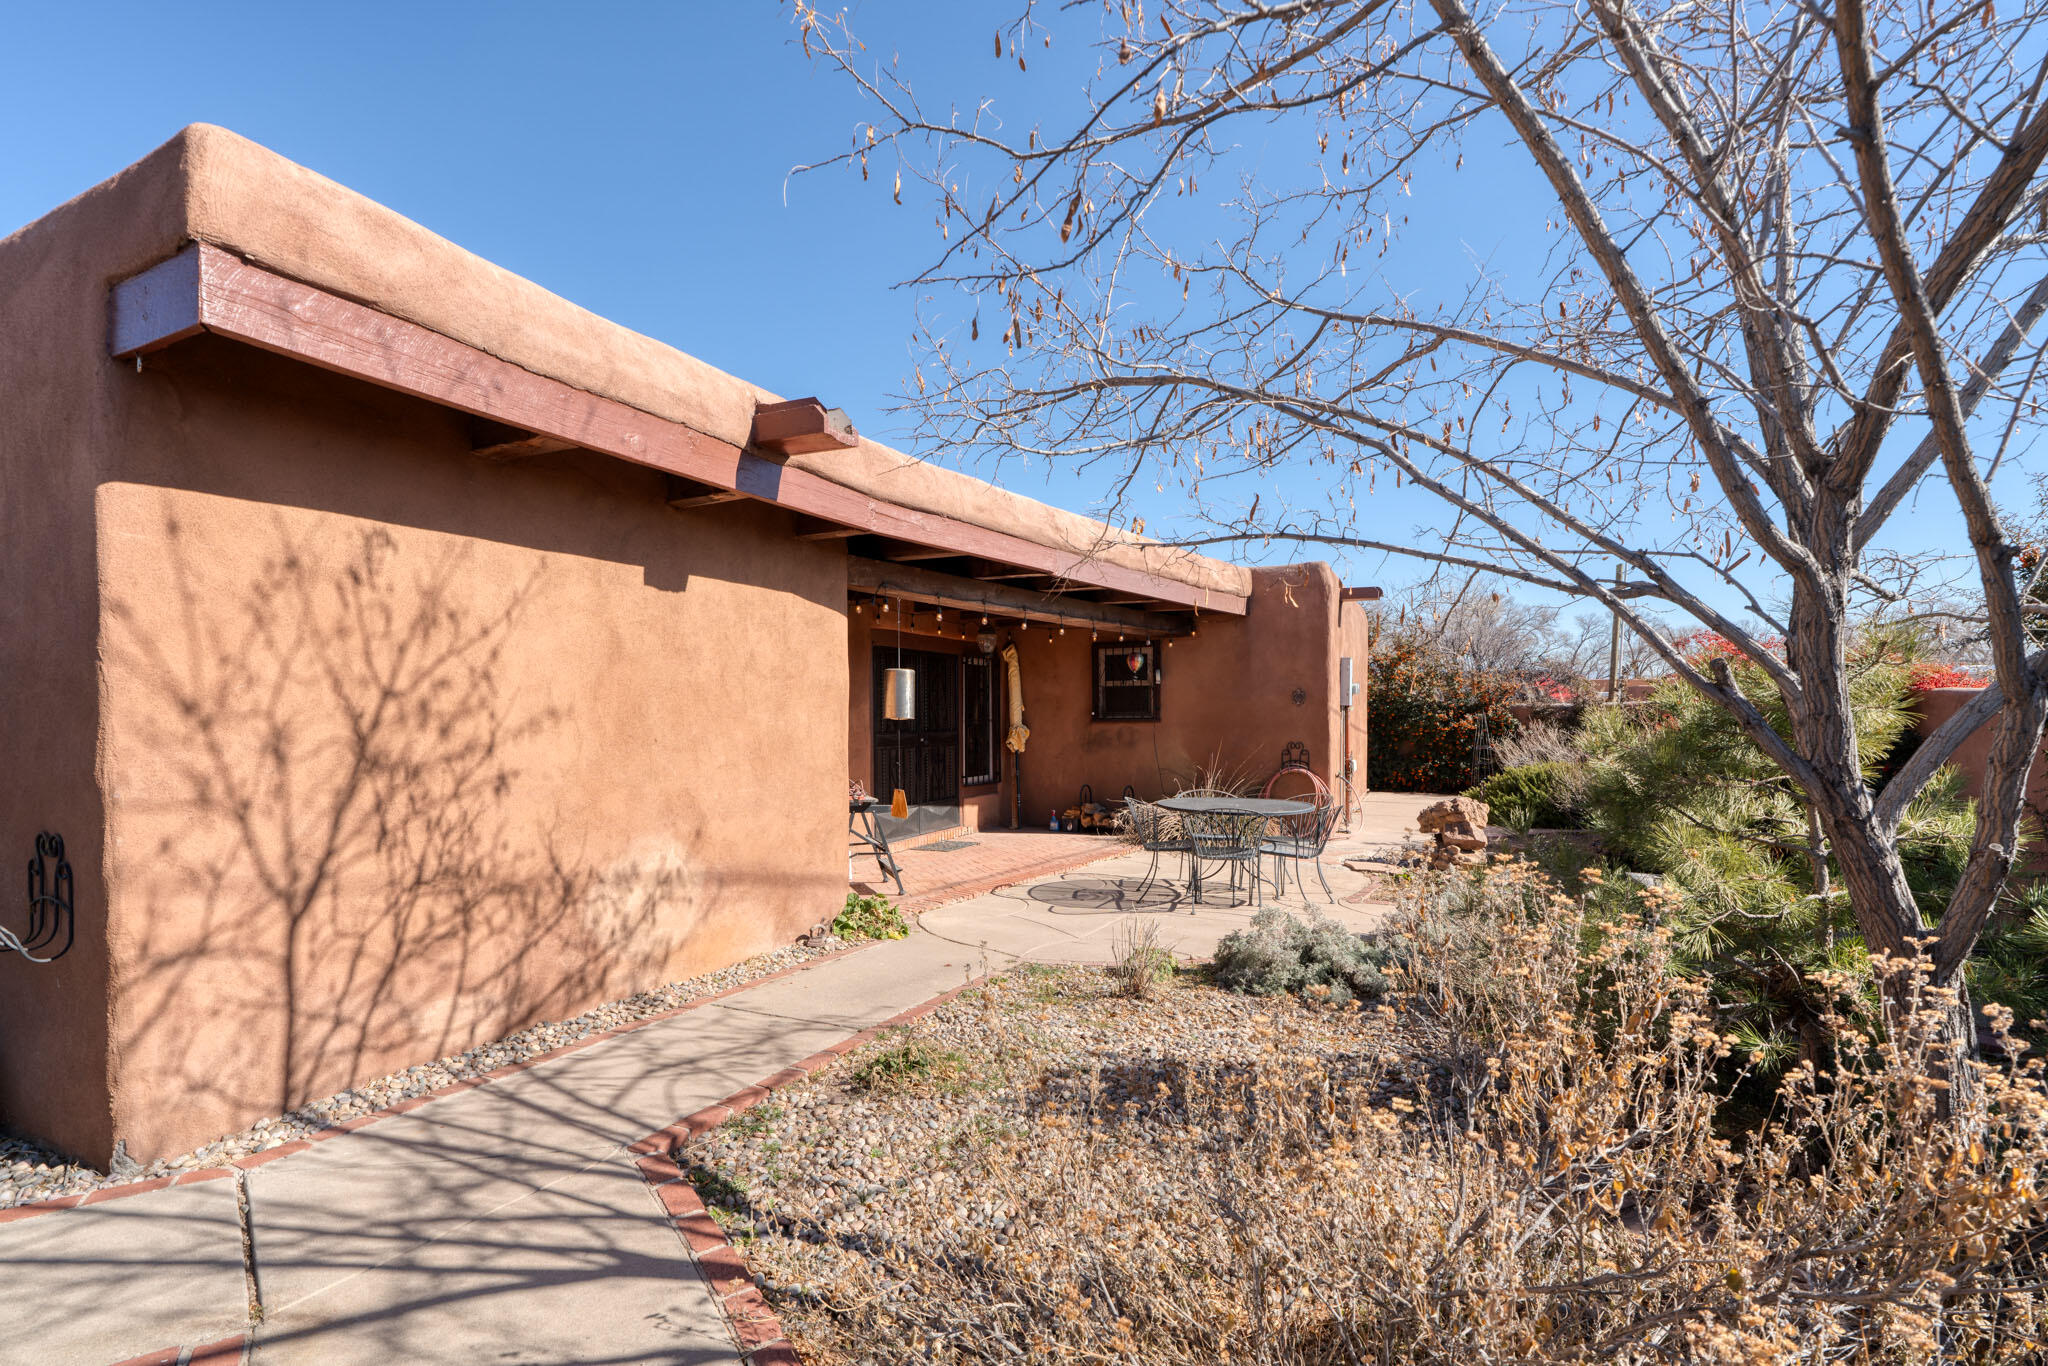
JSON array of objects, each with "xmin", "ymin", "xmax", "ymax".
[{"xmin": 690, "ymin": 862, "xmax": 2048, "ymax": 1364}]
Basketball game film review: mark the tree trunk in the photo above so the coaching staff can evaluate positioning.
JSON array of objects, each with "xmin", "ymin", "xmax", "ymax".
[{"xmin": 1821, "ymin": 800, "xmax": 1982, "ymax": 1117}]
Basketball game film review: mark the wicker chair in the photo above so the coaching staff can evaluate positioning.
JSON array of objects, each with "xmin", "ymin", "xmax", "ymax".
[
  {"xmin": 1184, "ymin": 808, "xmax": 1267, "ymax": 907},
  {"xmin": 1263, "ymin": 800, "xmax": 1341, "ymax": 902}
]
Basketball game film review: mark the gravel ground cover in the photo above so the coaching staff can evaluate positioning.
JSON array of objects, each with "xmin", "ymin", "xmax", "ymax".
[
  {"xmin": 1, "ymin": 934, "xmax": 856, "ymax": 1210},
  {"xmin": 683, "ymin": 961, "xmax": 1416, "ymax": 1366}
]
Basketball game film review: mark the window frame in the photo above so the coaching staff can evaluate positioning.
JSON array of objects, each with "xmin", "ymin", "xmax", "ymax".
[{"xmin": 1091, "ymin": 640, "xmax": 1161, "ymax": 723}]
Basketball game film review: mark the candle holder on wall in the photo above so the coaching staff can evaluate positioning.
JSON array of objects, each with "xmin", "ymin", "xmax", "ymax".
[{"xmin": 4, "ymin": 832, "xmax": 74, "ymax": 963}]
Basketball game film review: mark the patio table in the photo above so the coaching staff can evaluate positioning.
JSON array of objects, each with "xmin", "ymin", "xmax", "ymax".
[
  {"xmin": 1155, "ymin": 796, "xmax": 1315, "ymax": 818},
  {"xmin": 1155, "ymin": 796, "xmax": 1314, "ymax": 904}
]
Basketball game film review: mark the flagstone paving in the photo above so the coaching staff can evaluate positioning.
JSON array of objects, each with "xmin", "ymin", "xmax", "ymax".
[{"xmin": 1, "ymin": 792, "xmax": 1435, "ymax": 1365}]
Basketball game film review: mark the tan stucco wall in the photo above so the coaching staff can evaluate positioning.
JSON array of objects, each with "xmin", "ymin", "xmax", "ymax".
[
  {"xmin": 1339, "ymin": 600, "xmax": 1372, "ymax": 793},
  {"xmin": 86, "ymin": 340, "xmax": 848, "ymax": 1161},
  {"xmin": 988, "ymin": 565, "xmax": 1343, "ymax": 817},
  {"xmin": 1, "ymin": 129, "xmax": 851, "ymax": 1160},
  {"xmin": 0, "ymin": 133, "xmax": 146, "ymax": 1165}
]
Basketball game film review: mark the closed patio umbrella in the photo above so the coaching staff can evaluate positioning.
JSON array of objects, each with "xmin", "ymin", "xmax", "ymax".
[{"xmin": 1002, "ymin": 643, "xmax": 1029, "ymax": 828}]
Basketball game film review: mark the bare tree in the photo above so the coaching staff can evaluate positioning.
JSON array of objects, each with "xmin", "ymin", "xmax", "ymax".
[{"xmin": 794, "ymin": 0, "xmax": 2048, "ymax": 1089}]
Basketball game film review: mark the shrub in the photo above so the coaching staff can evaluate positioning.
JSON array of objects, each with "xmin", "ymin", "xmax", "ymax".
[
  {"xmin": 1464, "ymin": 760, "xmax": 1584, "ymax": 830},
  {"xmin": 833, "ymin": 891, "xmax": 909, "ymax": 941},
  {"xmin": 1492, "ymin": 717, "xmax": 1583, "ymax": 768},
  {"xmin": 1212, "ymin": 908, "xmax": 1390, "ymax": 1006},
  {"xmin": 1561, "ymin": 648, "xmax": 1985, "ymax": 1069},
  {"xmin": 845, "ymin": 1036, "xmax": 965, "ymax": 1094},
  {"xmin": 1108, "ymin": 919, "xmax": 1174, "ymax": 999},
  {"xmin": 1366, "ymin": 634, "xmax": 1523, "ymax": 792}
]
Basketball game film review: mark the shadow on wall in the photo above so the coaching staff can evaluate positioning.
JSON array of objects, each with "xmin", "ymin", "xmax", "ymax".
[{"xmin": 103, "ymin": 518, "xmax": 689, "ymax": 1148}]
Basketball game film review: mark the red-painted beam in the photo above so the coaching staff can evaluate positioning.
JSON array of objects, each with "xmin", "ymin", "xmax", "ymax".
[{"xmin": 109, "ymin": 244, "xmax": 1247, "ymax": 616}]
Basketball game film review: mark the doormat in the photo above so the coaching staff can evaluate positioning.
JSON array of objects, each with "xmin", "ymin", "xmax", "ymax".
[{"xmin": 918, "ymin": 839, "xmax": 980, "ymax": 852}]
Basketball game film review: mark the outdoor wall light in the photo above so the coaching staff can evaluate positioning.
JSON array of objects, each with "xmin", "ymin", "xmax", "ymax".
[{"xmin": 977, "ymin": 630, "xmax": 998, "ymax": 655}]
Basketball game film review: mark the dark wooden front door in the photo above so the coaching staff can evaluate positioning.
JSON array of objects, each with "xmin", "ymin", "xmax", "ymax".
[{"xmin": 873, "ymin": 647, "xmax": 960, "ymax": 807}]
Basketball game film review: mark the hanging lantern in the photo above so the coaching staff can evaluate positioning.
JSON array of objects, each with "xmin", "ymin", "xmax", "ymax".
[
  {"xmin": 884, "ymin": 666, "xmax": 917, "ymax": 720},
  {"xmin": 1126, "ymin": 650, "xmax": 1145, "ymax": 676}
]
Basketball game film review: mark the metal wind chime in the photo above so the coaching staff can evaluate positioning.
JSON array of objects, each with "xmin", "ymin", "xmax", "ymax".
[{"xmin": 883, "ymin": 596, "xmax": 914, "ymax": 819}]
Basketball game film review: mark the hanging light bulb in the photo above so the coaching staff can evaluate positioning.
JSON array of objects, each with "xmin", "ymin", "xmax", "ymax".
[
  {"xmin": 981, "ymin": 612, "xmax": 989, "ymax": 626},
  {"xmin": 935, "ymin": 610, "xmax": 943, "ymax": 624}
]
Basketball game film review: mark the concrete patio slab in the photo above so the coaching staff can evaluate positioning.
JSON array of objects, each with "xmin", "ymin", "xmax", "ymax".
[
  {"xmin": 251, "ymin": 1153, "xmax": 733, "ymax": 1366},
  {"xmin": 0, "ymin": 1179, "xmax": 248, "ymax": 1365}
]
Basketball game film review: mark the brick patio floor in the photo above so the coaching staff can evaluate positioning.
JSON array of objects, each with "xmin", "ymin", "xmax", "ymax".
[{"xmin": 854, "ymin": 828, "xmax": 1129, "ymax": 915}]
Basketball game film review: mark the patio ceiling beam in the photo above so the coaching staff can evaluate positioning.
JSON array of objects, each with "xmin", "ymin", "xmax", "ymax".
[
  {"xmin": 792, "ymin": 517, "xmax": 863, "ymax": 540},
  {"xmin": 848, "ymin": 558, "xmax": 1180, "ymax": 635},
  {"xmin": 880, "ymin": 546, "xmax": 967, "ymax": 562},
  {"xmin": 107, "ymin": 244, "xmax": 1248, "ymax": 617}
]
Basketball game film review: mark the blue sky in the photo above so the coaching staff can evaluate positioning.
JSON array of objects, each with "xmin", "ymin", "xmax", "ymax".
[{"xmin": 0, "ymin": 2, "xmax": 2002, "ymax": 630}]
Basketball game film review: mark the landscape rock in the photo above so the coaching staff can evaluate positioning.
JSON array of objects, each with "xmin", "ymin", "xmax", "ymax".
[{"xmin": 1418, "ymin": 797, "xmax": 1490, "ymax": 870}]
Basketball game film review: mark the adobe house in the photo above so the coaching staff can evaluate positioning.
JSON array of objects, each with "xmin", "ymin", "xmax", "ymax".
[{"xmin": 0, "ymin": 126, "xmax": 1372, "ymax": 1166}]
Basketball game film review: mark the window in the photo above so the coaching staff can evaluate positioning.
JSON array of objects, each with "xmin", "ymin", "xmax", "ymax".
[
  {"xmin": 962, "ymin": 653, "xmax": 1000, "ymax": 786},
  {"xmin": 1093, "ymin": 641, "xmax": 1160, "ymax": 721}
]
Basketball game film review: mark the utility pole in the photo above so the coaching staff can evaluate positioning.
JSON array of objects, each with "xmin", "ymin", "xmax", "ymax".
[{"xmin": 1605, "ymin": 563, "xmax": 1623, "ymax": 704}]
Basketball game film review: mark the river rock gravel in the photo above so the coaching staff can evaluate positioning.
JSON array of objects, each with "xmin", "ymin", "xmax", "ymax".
[
  {"xmin": 683, "ymin": 962, "xmax": 1414, "ymax": 1365},
  {"xmin": 0, "ymin": 934, "xmax": 857, "ymax": 1210}
]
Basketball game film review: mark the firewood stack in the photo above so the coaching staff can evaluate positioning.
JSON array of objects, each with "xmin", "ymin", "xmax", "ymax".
[{"xmin": 1417, "ymin": 797, "xmax": 1489, "ymax": 871}]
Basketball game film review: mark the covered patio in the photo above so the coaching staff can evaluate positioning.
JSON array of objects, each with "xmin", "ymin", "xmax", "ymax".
[{"xmin": 855, "ymin": 791, "xmax": 1434, "ymax": 920}]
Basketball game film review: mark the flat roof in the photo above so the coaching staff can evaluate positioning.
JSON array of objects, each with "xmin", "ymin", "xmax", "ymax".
[{"xmin": 17, "ymin": 125, "xmax": 1252, "ymax": 610}]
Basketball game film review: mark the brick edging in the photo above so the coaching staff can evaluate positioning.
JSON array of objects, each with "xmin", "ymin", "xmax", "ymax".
[
  {"xmin": 108, "ymin": 1332, "xmax": 247, "ymax": 1365},
  {"xmin": 630, "ymin": 976, "xmax": 990, "ymax": 1366},
  {"xmin": 1, "ymin": 941, "xmax": 877, "ymax": 1227}
]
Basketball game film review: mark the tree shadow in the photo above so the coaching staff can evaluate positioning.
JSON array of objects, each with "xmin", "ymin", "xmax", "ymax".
[{"xmin": 103, "ymin": 515, "xmax": 692, "ymax": 1157}]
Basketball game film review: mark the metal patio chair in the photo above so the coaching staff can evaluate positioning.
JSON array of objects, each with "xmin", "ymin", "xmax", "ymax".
[
  {"xmin": 1263, "ymin": 799, "xmax": 1341, "ymax": 903},
  {"xmin": 1123, "ymin": 795, "xmax": 1192, "ymax": 905},
  {"xmin": 1184, "ymin": 808, "xmax": 1267, "ymax": 908}
]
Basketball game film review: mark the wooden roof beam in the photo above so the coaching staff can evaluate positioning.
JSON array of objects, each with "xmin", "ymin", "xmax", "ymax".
[
  {"xmin": 665, "ymin": 475, "xmax": 747, "ymax": 510},
  {"xmin": 848, "ymin": 558, "xmax": 1176, "ymax": 635},
  {"xmin": 792, "ymin": 517, "xmax": 862, "ymax": 540},
  {"xmin": 751, "ymin": 396, "xmax": 859, "ymax": 456},
  {"xmin": 107, "ymin": 244, "xmax": 1246, "ymax": 616}
]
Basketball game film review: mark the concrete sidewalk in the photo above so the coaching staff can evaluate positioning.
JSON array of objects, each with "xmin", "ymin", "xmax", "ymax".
[{"xmin": 1, "ymin": 793, "xmax": 1433, "ymax": 1365}]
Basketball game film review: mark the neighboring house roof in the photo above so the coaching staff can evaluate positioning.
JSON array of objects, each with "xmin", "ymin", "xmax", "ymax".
[{"xmin": 34, "ymin": 125, "xmax": 1250, "ymax": 602}]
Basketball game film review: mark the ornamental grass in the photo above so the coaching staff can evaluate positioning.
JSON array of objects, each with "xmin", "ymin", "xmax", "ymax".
[{"xmin": 719, "ymin": 860, "xmax": 2048, "ymax": 1364}]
